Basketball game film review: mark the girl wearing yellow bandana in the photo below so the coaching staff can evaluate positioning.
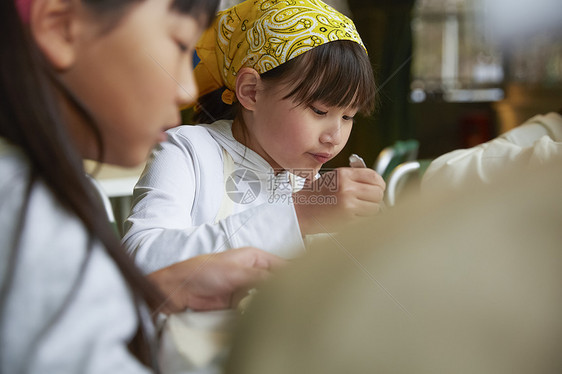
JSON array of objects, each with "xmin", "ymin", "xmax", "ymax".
[{"xmin": 123, "ymin": 0, "xmax": 386, "ymax": 271}]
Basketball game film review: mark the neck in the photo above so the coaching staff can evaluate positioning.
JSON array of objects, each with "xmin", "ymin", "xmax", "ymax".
[
  {"xmin": 231, "ymin": 115, "xmax": 283, "ymax": 174},
  {"xmin": 231, "ymin": 116, "xmax": 247, "ymax": 148}
]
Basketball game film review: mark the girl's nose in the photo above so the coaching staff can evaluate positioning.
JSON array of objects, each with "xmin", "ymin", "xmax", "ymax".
[{"xmin": 320, "ymin": 123, "xmax": 342, "ymax": 145}]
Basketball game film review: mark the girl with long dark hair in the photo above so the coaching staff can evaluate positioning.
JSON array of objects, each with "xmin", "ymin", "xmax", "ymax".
[{"xmin": 0, "ymin": 0, "xmax": 282, "ymax": 372}]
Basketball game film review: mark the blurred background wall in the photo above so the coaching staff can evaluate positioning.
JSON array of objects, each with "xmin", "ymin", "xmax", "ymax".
[{"xmin": 326, "ymin": 0, "xmax": 562, "ymax": 167}]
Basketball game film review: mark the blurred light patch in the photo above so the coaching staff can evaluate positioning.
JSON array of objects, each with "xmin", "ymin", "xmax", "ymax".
[{"xmin": 483, "ymin": 0, "xmax": 562, "ymax": 42}]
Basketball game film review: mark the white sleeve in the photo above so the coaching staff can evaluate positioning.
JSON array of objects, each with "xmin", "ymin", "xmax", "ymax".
[
  {"xmin": 122, "ymin": 132, "xmax": 304, "ymax": 274},
  {"xmin": 421, "ymin": 113, "xmax": 562, "ymax": 193}
]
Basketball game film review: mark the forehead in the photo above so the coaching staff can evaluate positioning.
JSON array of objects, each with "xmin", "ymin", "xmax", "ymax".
[{"xmin": 85, "ymin": 0, "xmax": 201, "ymax": 34}]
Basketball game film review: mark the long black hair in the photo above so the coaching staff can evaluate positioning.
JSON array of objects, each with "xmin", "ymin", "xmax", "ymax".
[{"xmin": 0, "ymin": 0, "xmax": 218, "ymax": 369}]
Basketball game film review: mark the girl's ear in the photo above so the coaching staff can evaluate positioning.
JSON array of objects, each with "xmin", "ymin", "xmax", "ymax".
[
  {"xmin": 30, "ymin": 0, "xmax": 79, "ymax": 70},
  {"xmin": 235, "ymin": 67, "xmax": 261, "ymax": 111}
]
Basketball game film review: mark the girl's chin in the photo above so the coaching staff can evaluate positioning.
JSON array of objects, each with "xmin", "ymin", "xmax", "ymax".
[
  {"xmin": 274, "ymin": 159, "xmax": 321, "ymax": 178},
  {"xmin": 291, "ymin": 167, "xmax": 318, "ymax": 180}
]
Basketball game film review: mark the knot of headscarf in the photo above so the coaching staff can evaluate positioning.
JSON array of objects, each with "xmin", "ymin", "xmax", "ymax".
[{"xmin": 194, "ymin": 0, "xmax": 366, "ymax": 105}]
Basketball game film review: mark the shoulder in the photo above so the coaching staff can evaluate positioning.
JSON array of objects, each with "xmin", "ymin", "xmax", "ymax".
[
  {"xmin": 0, "ymin": 139, "xmax": 29, "ymax": 189},
  {"xmin": 154, "ymin": 124, "xmax": 223, "ymax": 165},
  {"xmin": 150, "ymin": 124, "xmax": 226, "ymax": 173},
  {"xmin": 0, "ymin": 142, "xmax": 31, "ymax": 261},
  {"xmin": 0, "ymin": 139, "xmax": 97, "ymax": 277},
  {"xmin": 0, "ymin": 164, "xmax": 93, "ymax": 276},
  {"xmin": 166, "ymin": 124, "xmax": 221, "ymax": 151},
  {"xmin": 0, "ymin": 148, "xmax": 141, "ymax": 372}
]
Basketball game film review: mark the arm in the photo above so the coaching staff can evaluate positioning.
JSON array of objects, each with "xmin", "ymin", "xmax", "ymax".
[
  {"xmin": 421, "ymin": 112, "xmax": 562, "ymax": 193},
  {"xmin": 147, "ymin": 247, "xmax": 286, "ymax": 313},
  {"xmin": 122, "ymin": 129, "xmax": 304, "ymax": 274}
]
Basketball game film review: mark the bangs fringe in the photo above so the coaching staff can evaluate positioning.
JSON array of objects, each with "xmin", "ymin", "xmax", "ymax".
[{"xmin": 263, "ymin": 40, "xmax": 377, "ymax": 115}]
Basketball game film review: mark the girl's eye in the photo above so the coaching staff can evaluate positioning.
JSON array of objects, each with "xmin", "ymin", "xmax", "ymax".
[
  {"xmin": 177, "ymin": 41, "xmax": 189, "ymax": 53},
  {"xmin": 310, "ymin": 106, "xmax": 327, "ymax": 116},
  {"xmin": 343, "ymin": 115, "xmax": 355, "ymax": 121}
]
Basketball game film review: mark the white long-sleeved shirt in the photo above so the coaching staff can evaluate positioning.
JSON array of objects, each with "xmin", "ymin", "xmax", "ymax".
[
  {"xmin": 0, "ymin": 138, "xmax": 151, "ymax": 374},
  {"xmin": 122, "ymin": 120, "xmax": 305, "ymax": 274},
  {"xmin": 421, "ymin": 112, "xmax": 562, "ymax": 193}
]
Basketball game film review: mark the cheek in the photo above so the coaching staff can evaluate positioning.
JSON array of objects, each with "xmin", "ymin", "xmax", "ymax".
[
  {"xmin": 93, "ymin": 61, "xmax": 173, "ymax": 163},
  {"xmin": 255, "ymin": 105, "xmax": 313, "ymax": 155},
  {"xmin": 131, "ymin": 50, "xmax": 178, "ymax": 107},
  {"xmin": 270, "ymin": 116, "xmax": 307, "ymax": 146},
  {"xmin": 341, "ymin": 124, "xmax": 353, "ymax": 143},
  {"xmin": 79, "ymin": 48, "xmax": 161, "ymax": 120}
]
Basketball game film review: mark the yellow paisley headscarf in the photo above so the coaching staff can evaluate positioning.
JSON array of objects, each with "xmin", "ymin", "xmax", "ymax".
[{"xmin": 194, "ymin": 0, "xmax": 366, "ymax": 105}]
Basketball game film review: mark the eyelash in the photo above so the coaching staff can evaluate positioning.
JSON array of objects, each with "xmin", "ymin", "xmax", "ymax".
[
  {"xmin": 311, "ymin": 106, "xmax": 354, "ymax": 121},
  {"xmin": 177, "ymin": 41, "xmax": 189, "ymax": 53},
  {"xmin": 310, "ymin": 106, "xmax": 327, "ymax": 116}
]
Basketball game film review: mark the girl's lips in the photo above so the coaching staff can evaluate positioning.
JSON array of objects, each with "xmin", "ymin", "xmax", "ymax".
[{"xmin": 309, "ymin": 153, "xmax": 332, "ymax": 164}]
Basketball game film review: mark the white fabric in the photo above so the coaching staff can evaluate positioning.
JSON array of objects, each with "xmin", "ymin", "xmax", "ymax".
[
  {"xmin": 159, "ymin": 310, "xmax": 238, "ymax": 374},
  {"xmin": 0, "ymin": 139, "xmax": 151, "ymax": 374},
  {"xmin": 123, "ymin": 120, "xmax": 305, "ymax": 274},
  {"xmin": 158, "ymin": 148, "xmax": 239, "ymax": 374},
  {"xmin": 215, "ymin": 148, "xmax": 235, "ymax": 224},
  {"xmin": 422, "ymin": 112, "xmax": 562, "ymax": 193}
]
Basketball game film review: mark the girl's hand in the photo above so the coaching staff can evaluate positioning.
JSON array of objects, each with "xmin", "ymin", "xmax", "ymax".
[
  {"xmin": 293, "ymin": 167, "xmax": 385, "ymax": 235},
  {"xmin": 147, "ymin": 247, "xmax": 285, "ymax": 314}
]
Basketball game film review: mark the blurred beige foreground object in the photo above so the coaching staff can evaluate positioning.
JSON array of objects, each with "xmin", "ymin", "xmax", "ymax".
[{"xmin": 225, "ymin": 158, "xmax": 562, "ymax": 374}]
